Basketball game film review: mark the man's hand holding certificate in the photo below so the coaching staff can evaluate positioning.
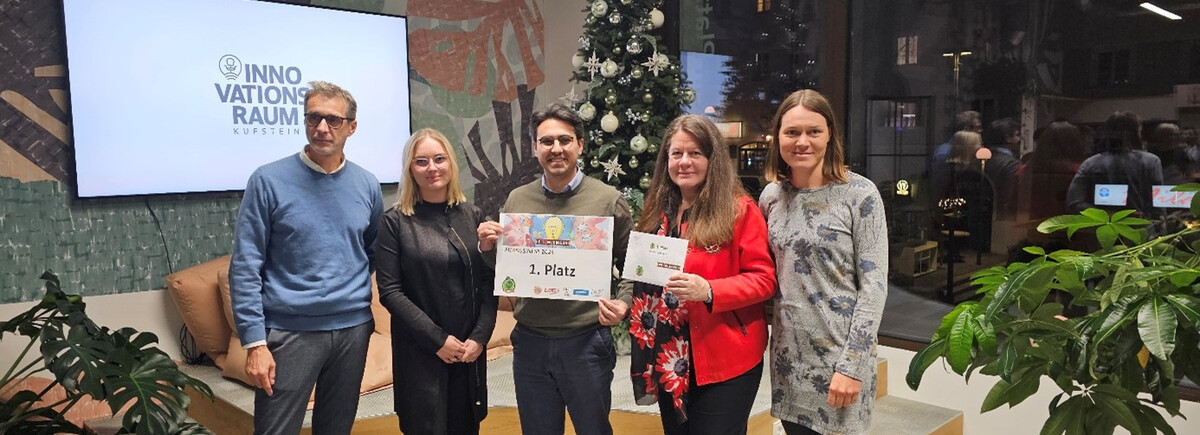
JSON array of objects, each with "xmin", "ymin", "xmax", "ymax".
[
  {"xmin": 492, "ymin": 213, "xmax": 614, "ymax": 300},
  {"xmin": 622, "ymin": 231, "xmax": 689, "ymax": 286}
]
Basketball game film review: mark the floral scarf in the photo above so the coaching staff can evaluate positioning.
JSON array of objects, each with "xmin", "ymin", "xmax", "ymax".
[{"xmin": 630, "ymin": 211, "xmax": 693, "ymax": 424}]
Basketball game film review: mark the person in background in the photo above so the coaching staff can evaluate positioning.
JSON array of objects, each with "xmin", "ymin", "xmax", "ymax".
[
  {"xmin": 475, "ymin": 102, "xmax": 634, "ymax": 435},
  {"xmin": 1066, "ymin": 111, "xmax": 1163, "ymax": 217},
  {"xmin": 1145, "ymin": 122, "xmax": 1190, "ymax": 185},
  {"xmin": 230, "ymin": 81, "xmax": 383, "ymax": 435},
  {"xmin": 929, "ymin": 110, "xmax": 983, "ymax": 181},
  {"xmin": 376, "ymin": 128, "xmax": 497, "ymax": 434},
  {"xmin": 759, "ymin": 89, "xmax": 889, "ymax": 435},
  {"xmin": 981, "ymin": 118, "xmax": 1021, "ymax": 217},
  {"xmin": 930, "ymin": 131, "xmax": 993, "ymax": 255},
  {"xmin": 1018, "ymin": 121, "xmax": 1090, "ymax": 221},
  {"xmin": 625, "ymin": 114, "xmax": 776, "ymax": 434}
]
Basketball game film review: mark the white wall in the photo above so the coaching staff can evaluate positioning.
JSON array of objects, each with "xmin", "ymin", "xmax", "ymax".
[
  {"xmin": 0, "ymin": 289, "xmax": 185, "ymax": 374},
  {"xmin": 880, "ymin": 346, "xmax": 1200, "ymax": 434},
  {"xmin": 534, "ymin": 0, "xmax": 587, "ymax": 110}
]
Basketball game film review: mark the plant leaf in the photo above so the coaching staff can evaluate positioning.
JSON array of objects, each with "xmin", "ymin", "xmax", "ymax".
[
  {"xmin": 1137, "ymin": 297, "xmax": 1178, "ymax": 361},
  {"xmin": 986, "ymin": 261, "xmax": 1052, "ymax": 322},
  {"xmin": 1024, "ymin": 246, "xmax": 1047, "ymax": 256},
  {"xmin": 1094, "ymin": 295, "xmax": 1144, "ymax": 346},
  {"xmin": 1139, "ymin": 403, "xmax": 1177, "ymax": 435},
  {"xmin": 1164, "ymin": 293, "xmax": 1200, "ymax": 327},
  {"xmin": 1079, "ymin": 208, "xmax": 1111, "ymax": 222},
  {"xmin": 948, "ymin": 308, "xmax": 976, "ymax": 374},
  {"xmin": 101, "ymin": 328, "xmax": 212, "ymax": 435},
  {"xmin": 1096, "ymin": 225, "xmax": 1118, "ymax": 250},
  {"xmin": 1091, "ymin": 389, "xmax": 1141, "ymax": 434},
  {"xmin": 906, "ymin": 338, "xmax": 947, "ymax": 390},
  {"xmin": 997, "ymin": 339, "xmax": 1017, "ymax": 382},
  {"xmin": 39, "ymin": 321, "xmax": 110, "ymax": 397},
  {"xmin": 1040, "ymin": 395, "xmax": 1084, "ymax": 435}
]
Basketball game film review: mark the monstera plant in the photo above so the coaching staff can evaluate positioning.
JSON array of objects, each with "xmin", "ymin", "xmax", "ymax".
[
  {"xmin": 0, "ymin": 271, "xmax": 213, "ymax": 434},
  {"xmin": 908, "ymin": 184, "xmax": 1200, "ymax": 435}
]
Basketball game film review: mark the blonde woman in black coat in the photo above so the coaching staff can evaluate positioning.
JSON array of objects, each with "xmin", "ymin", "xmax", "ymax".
[{"xmin": 376, "ymin": 128, "xmax": 497, "ymax": 434}]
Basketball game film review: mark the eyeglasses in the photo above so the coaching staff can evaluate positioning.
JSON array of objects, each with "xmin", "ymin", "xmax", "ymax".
[
  {"xmin": 304, "ymin": 113, "xmax": 352, "ymax": 129},
  {"xmin": 413, "ymin": 155, "xmax": 448, "ymax": 167},
  {"xmin": 536, "ymin": 135, "xmax": 576, "ymax": 148}
]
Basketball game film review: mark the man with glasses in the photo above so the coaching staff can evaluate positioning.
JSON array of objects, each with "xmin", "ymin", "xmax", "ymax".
[
  {"xmin": 230, "ymin": 81, "xmax": 384, "ymax": 435},
  {"xmin": 476, "ymin": 102, "xmax": 633, "ymax": 435}
]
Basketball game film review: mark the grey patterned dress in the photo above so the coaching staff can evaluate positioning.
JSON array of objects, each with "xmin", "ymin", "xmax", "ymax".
[{"xmin": 758, "ymin": 172, "xmax": 889, "ymax": 435}]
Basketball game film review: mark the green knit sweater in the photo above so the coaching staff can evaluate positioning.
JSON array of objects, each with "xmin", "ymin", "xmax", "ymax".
[{"xmin": 497, "ymin": 175, "xmax": 634, "ymax": 337}]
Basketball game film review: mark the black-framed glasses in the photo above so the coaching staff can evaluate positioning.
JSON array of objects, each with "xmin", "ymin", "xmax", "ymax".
[
  {"xmin": 413, "ymin": 155, "xmax": 448, "ymax": 167},
  {"xmin": 304, "ymin": 113, "xmax": 352, "ymax": 128},
  {"xmin": 536, "ymin": 135, "xmax": 576, "ymax": 148}
]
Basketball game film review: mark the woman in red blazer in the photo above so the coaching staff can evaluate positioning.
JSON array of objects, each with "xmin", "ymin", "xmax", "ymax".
[{"xmin": 625, "ymin": 114, "xmax": 777, "ymax": 435}]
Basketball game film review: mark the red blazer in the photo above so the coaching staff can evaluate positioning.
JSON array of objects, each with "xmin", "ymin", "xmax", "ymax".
[{"xmin": 672, "ymin": 196, "xmax": 777, "ymax": 385}]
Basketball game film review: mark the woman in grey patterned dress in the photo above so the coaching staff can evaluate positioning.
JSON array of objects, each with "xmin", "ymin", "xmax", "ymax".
[{"xmin": 758, "ymin": 90, "xmax": 888, "ymax": 435}]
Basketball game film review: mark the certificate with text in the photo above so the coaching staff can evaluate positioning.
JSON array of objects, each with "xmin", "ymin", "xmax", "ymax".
[
  {"xmin": 621, "ymin": 231, "xmax": 688, "ymax": 286},
  {"xmin": 494, "ymin": 213, "xmax": 614, "ymax": 300}
]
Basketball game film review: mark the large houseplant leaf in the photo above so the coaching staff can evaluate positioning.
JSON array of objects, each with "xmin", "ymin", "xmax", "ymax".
[
  {"xmin": 39, "ymin": 320, "xmax": 110, "ymax": 397},
  {"xmin": 100, "ymin": 328, "xmax": 213, "ymax": 435},
  {"xmin": 1136, "ymin": 297, "xmax": 1177, "ymax": 361}
]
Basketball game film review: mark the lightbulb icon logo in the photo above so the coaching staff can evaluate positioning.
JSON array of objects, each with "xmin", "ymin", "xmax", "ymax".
[{"xmin": 219, "ymin": 54, "xmax": 242, "ymax": 80}]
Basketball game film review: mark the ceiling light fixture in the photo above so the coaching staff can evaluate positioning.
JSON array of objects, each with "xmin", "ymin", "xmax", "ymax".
[{"xmin": 1140, "ymin": 2, "xmax": 1183, "ymax": 20}]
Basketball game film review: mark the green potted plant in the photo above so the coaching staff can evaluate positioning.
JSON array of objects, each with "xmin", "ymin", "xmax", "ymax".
[
  {"xmin": 908, "ymin": 184, "xmax": 1200, "ymax": 435},
  {"xmin": 0, "ymin": 271, "xmax": 213, "ymax": 434}
]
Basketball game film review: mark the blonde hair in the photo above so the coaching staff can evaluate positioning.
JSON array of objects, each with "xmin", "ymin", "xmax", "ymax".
[
  {"xmin": 395, "ymin": 128, "xmax": 467, "ymax": 215},
  {"xmin": 637, "ymin": 114, "xmax": 746, "ymax": 247},
  {"xmin": 764, "ymin": 89, "xmax": 849, "ymax": 184},
  {"xmin": 947, "ymin": 131, "xmax": 982, "ymax": 165}
]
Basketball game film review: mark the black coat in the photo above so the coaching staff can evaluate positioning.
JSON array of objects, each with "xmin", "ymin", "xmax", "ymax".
[{"xmin": 376, "ymin": 201, "xmax": 497, "ymax": 434}]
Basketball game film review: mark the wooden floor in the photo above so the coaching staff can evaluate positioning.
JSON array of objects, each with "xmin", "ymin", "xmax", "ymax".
[{"xmin": 186, "ymin": 387, "xmax": 778, "ymax": 434}]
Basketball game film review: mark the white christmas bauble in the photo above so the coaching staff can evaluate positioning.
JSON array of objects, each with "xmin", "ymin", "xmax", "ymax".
[
  {"xmin": 572, "ymin": 53, "xmax": 585, "ymax": 69},
  {"xmin": 630, "ymin": 134, "xmax": 648, "ymax": 153},
  {"xmin": 592, "ymin": 0, "xmax": 608, "ymax": 17},
  {"xmin": 601, "ymin": 111, "xmax": 619, "ymax": 133},
  {"xmin": 601, "ymin": 59, "xmax": 620, "ymax": 78},
  {"xmin": 649, "ymin": 9, "xmax": 665, "ymax": 28},
  {"xmin": 579, "ymin": 102, "xmax": 597, "ymax": 121},
  {"xmin": 609, "ymin": 13, "xmax": 622, "ymax": 24}
]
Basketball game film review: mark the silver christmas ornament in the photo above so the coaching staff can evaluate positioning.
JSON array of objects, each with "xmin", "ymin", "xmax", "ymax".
[
  {"xmin": 628, "ymin": 156, "xmax": 639, "ymax": 168},
  {"xmin": 627, "ymin": 38, "xmax": 644, "ymax": 55},
  {"xmin": 639, "ymin": 174, "xmax": 651, "ymax": 189},
  {"xmin": 609, "ymin": 13, "xmax": 622, "ymax": 24}
]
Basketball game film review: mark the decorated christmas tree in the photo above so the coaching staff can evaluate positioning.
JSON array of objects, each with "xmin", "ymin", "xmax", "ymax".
[{"xmin": 567, "ymin": 0, "xmax": 693, "ymax": 215}]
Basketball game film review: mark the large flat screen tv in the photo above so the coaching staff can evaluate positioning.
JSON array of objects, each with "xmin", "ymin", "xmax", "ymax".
[{"xmin": 62, "ymin": 0, "xmax": 411, "ymax": 197}]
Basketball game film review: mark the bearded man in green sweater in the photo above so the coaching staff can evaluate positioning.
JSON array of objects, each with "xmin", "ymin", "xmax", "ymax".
[{"xmin": 477, "ymin": 103, "xmax": 633, "ymax": 435}]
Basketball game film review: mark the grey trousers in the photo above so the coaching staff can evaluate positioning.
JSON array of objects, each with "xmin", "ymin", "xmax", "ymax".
[{"xmin": 253, "ymin": 320, "xmax": 374, "ymax": 435}]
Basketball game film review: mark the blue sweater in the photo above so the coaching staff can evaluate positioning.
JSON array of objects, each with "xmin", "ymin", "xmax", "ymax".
[{"xmin": 230, "ymin": 153, "xmax": 383, "ymax": 345}]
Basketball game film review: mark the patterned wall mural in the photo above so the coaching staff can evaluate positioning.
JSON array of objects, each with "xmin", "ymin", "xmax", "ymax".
[{"xmin": 0, "ymin": 0, "xmax": 546, "ymax": 303}]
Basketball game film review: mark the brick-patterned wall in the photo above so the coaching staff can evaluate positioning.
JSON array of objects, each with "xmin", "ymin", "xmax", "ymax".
[{"xmin": 0, "ymin": 0, "xmax": 549, "ymax": 302}]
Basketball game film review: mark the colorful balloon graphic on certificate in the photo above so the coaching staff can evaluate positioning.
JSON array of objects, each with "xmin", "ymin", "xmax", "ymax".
[{"xmin": 494, "ymin": 213, "xmax": 614, "ymax": 300}]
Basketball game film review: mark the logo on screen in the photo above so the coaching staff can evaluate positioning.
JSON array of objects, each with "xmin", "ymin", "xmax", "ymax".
[
  {"xmin": 219, "ymin": 54, "xmax": 242, "ymax": 80},
  {"xmin": 214, "ymin": 55, "xmax": 308, "ymax": 136}
]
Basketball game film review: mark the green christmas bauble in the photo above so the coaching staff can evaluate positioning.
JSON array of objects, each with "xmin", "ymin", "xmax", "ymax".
[
  {"xmin": 595, "ymin": 136, "xmax": 605, "ymax": 145},
  {"xmin": 643, "ymin": 93, "xmax": 654, "ymax": 104},
  {"xmin": 613, "ymin": 46, "xmax": 622, "ymax": 55},
  {"xmin": 639, "ymin": 174, "xmax": 651, "ymax": 189},
  {"xmin": 681, "ymin": 88, "xmax": 696, "ymax": 104},
  {"xmin": 647, "ymin": 142, "xmax": 657, "ymax": 154},
  {"xmin": 604, "ymin": 93, "xmax": 618, "ymax": 106}
]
